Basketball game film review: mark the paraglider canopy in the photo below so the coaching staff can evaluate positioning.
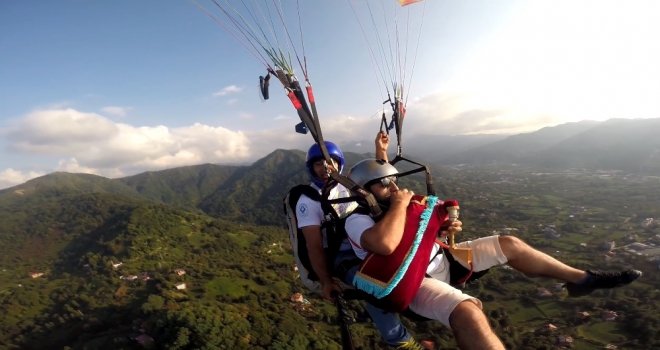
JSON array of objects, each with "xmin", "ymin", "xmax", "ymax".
[
  {"xmin": 399, "ymin": 0, "xmax": 424, "ymax": 6},
  {"xmin": 348, "ymin": 0, "xmax": 427, "ymax": 156},
  {"xmin": 348, "ymin": 0, "xmax": 434, "ymax": 195}
]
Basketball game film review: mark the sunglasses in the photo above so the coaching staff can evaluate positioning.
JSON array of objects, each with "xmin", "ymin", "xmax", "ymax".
[
  {"xmin": 378, "ymin": 176, "xmax": 397, "ymax": 187},
  {"xmin": 312, "ymin": 158, "xmax": 338, "ymax": 167}
]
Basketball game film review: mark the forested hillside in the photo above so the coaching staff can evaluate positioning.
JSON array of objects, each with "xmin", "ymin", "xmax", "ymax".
[
  {"xmin": 119, "ymin": 163, "xmax": 241, "ymax": 209},
  {"xmin": 0, "ymin": 199, "xmax": 349, "ymax": 348}
]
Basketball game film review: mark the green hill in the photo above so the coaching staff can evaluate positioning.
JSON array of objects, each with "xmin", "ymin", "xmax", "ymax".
[
  {"xmin": 119, "ymin": 163, "xmax": 240, "ymax": 209},
  {"xmin": 199, "ymin": 149, "xmax": 309, "ymax": 225}
]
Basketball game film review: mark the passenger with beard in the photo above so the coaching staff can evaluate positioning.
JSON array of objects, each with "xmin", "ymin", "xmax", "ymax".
[{"xmin": 339, "ymin": 158, "xmax": 642, "ymax": 350}]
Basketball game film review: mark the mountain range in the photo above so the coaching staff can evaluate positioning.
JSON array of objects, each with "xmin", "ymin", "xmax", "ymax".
[
  {"xmin": 349, "ymin": 118, "xmax": 660, "ymax": 174},
  {"xmin": 2, "ymin": 118, "xmax": 658, "ymax": 230}
]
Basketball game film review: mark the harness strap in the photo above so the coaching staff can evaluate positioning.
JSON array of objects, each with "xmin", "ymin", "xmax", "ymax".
[
  {"xmin": 432, "ymin": 238, "xmax": 488, "ymax": 288},
  {"xmin": 334, "ymin": 257, "xmax": 362, "ymax": 283},
  {"xmin": 442, "ymin": 246, "xmax": 489, "ymax": 287}
]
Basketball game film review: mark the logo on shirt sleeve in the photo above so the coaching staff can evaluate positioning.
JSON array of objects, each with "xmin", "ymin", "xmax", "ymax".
[{"xmin": 298, "ymin": 204, "xmax": 308, "ymax": 217}]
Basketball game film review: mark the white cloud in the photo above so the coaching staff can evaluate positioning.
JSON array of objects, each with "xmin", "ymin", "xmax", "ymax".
[
  {"xmin": 55, "ymin": 158, "xmax": 126, "ymax": 178},
  {"xmin": 8, "ymin": 108, "xmax": 118, "ymax": 153},
  {"xmin": 100, "ymin": 106, "xmax": 132, "ymax": 117},
  {"xmin": 3, "ymin": 108, "xmax": 253, "ymax": 187},
  {"xmin": 0, "ymin": 100, "xmax": 566, "ymax": 191},
  {"xmin": 0, "ymin": 100, "xmax": 527, "ymax": 190},
  {"xmin": 295, "ymin": 92, "xmax": 563, "ymax": 140},
  {"xmin": 244, "ymin": 127, "xmax": 310, "ymax": 156},
  {"xmin": 0, "ymin": 168, "xmax": 45, "ymax": 189},
  {"xmin": 246, "ymin": 113, "xmax": 387, "ymax": 155},
  {"xmin": 213, "ymin": 85, "xmax": 243, "ymax": 97},
  {"xmin": 274, "ymin": 114, "xmax": 292, "ymax": 121},
  {"xmin": 315, "ymin": 113, "xmax": 377, "ymax": 141},
  {"xmin": 3, "ymin": 101, "xmax": 539, "ymax": 191},
  {"xmin": 396, "ymin": 91, "xmax": 563, "ymax": 136}
]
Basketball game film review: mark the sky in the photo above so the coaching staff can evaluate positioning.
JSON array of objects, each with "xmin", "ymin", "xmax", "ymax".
[{"xmin": 1, "ymin": 0, "xmax": 659, "ymax": 189}]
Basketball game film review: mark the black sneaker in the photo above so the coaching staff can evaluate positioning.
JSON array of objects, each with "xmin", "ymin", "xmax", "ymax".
[{"xmin": 565, "ymin": 269, "xmax": 642, "ymax": 297}]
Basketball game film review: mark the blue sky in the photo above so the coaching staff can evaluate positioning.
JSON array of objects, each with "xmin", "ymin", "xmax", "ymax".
[{"xmin": 1, "ymin": 0, "xmax": 659, "ymax": 189}]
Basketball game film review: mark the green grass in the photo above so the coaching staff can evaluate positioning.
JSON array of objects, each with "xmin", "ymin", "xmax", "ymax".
[
  {"xmin": 225, "ymin": 230, "xmax": 258, "ymax": 249},
  {"xmin": 204, "ymin": 276, "xmax": 260, "ymax": 299},
  {"xmin": 577, "ymin": 321, "xmax": 626, "ymax": 344},
  {"xmin": 498, "ymin": 303, "xmax": 544, "ymax": 324},
  {"xmin": 270, "ymin": 255, "xmax": 294, "ymax": 267}
]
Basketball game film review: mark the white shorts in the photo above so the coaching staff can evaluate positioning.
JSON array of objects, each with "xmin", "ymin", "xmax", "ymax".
[{"xmin": 409, "ymin": 235, "xmax": 508, "ymax": 327}]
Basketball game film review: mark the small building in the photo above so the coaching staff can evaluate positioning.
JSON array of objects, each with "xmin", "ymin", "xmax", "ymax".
[
  {"xmin": 175, "ymin": 283, "xmax": 187, "ymax": 290},
  {"xmin": 557, "ymin": 335, "xmax": 574, "ymax": 347},
  {"xmin": 601, "ymin": 241, "xmax": 616, "ymax": 252},
  {"xmin": 553, "ymin": 283, "xmax": 565, "ymax": 292},
  {"xmin": 290, "ymin": 292, "xmax": 304, "ymax": 303},
  {"xmin": 537, "ymin": 287, "xmax": 553, "ymax": 297},
  {"xmin": 29, "ymin": 272, "xmax": 44, "ymax": 279},
  {"xmin": 120, "ymin": 275, "xmax": 138, "ymax": 281},
  {"xmin": 112, "ymin": 262, "xmax": 123, "ymax": 269},
  {"xmin": 542, "ymin": 226, "xmax": 560, "ymax": 239},
  {"xmin": 641, "ymin": 218, "xmax": 654, "ymax": 228},
  {"xmin": 174, "ymin": 269, "xmax": 186, "ymax": 276},
  {"xmin": 624, "ymin": 234, "xmax": 639, "ymax": 243},
  {"xmin": 545, "ymin": 323, "xmax": 558, "ymax": 332},
  {"xmin": 134, "ymin": 334, "xmax": 155, "ymax": 347},
  {"xmin": 602, "ymin": 310, "xmax": 618, "ymax": 321},
  {"xmin": 577, "ymin": 311, "xmax": 591, "ymax": 320},
  {"xmin": 627, "ymin": 243, "xmax": 650, "ymax": 251}
]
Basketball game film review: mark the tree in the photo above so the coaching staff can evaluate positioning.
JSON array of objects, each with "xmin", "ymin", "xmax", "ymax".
[
  {"xmin": 169, "ymin": 327, "xmax": 190, "ymax": 349},
  {"xmin": 142, "ymin": 295, "xmax": 165, "ymax": 314}
]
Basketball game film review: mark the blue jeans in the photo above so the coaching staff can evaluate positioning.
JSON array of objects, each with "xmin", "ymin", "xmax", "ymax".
[{"xmin": 335, "ymin": 250, "xmax": 411, "ymax": 346}]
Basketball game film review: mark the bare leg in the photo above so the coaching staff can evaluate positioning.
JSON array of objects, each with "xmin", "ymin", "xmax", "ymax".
[
  {"xmin": 499, "ymin": 235, "xmax": 587, "ymax": 283},
  {"xmin": 449, "ymin": 300, "xmax": 505, "ymax": 350}
]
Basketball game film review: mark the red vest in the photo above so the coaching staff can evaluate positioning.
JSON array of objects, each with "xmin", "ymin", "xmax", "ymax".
[{"xmin": 353, "ymin": 195, "xmax": 453, "ymax": 312}]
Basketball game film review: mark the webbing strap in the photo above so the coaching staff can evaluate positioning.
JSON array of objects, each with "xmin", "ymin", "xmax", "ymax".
[
  {"xmin": 391, "ymin": 155, "xmax": 435, "ymax": 196},
  {"xmin": 323, "ymin": 176, "xmax": 382, "ymax": 218}
]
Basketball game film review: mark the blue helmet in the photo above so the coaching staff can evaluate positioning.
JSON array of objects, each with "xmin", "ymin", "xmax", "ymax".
[{"xmin": 306, "ymin": 141, "xmax": 345, "ymax": 188}]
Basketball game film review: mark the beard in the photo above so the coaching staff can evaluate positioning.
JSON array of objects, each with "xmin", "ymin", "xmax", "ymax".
[{"xmin": 376, "ymin": 198, "xmax": 391, "ymax": 213}]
